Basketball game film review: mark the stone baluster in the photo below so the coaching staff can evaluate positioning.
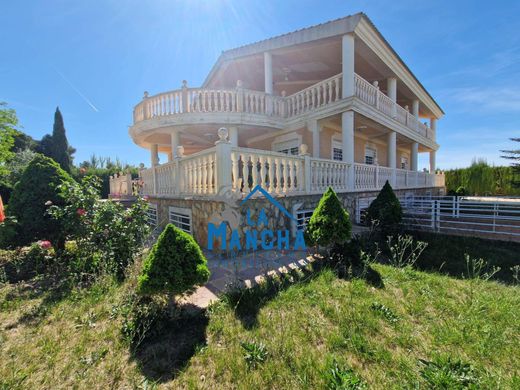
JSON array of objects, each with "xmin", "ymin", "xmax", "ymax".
[
  {"xmin": 251, "ymin": 154, "xmax": 258, "ymax": 189},
  {"xmin": 267, "ymin": 156, "xmax": 275, "ymax": 193},
  {"xmin": 259, "ymin": 156, "xmax": 266, "ymax": 188}
]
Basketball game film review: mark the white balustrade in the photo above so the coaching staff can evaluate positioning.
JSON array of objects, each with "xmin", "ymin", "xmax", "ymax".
[
  {"xmin": 286, "ymin": 74, "xmax": 342, "ymax": 117},
  {"xmin": 377, "ymin": 166, "xmax": 393, "ymax": 188},
  {"xmin": 354, "ymin": 163, "xmax": 377, "ymax": 191},
  {"xmin": 231, "ymin": 147, "xmax": 304, "ymax": 195},
  {"xmin": 310, "ymin": 159, "xmax": 349, "ymax": 193},
  {"xmin": 179, "ymin": 148, "xmax": 217, "ymax": 195},
  {"xmin": 139, "ymin": 168, "xmax": 154, "ymax": 196}
]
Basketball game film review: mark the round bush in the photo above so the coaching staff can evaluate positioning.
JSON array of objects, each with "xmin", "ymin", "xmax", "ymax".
[
  {"xmin": 8, "ymin": 154, "xmax": 73, "ymax": 248},
  {"xmin": 137, "ymin": 224, "xmax": 210, "ymax": 296}
]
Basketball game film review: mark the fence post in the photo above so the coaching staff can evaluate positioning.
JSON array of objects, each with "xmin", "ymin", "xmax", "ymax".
[
  {"xmin": 152, "ymin": 166, "xmax": 158, "ymax": 195},
  {"xmin": 236, "ymin": 80, "xmax": 244, "ymax": 113},
  {"xmin": 375, "ymin": 163, "xmax": 379, "ymax": 190},
  {"xmin": 181, "ymin": 80, "xmax": 188, "ymax": 113},
  {"xmin": 435, "ymin": 200, "xmax": 441, "ymax": 232}
]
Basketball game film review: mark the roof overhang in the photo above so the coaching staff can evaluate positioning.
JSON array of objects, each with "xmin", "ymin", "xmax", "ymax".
[{"xmin": 202, "ymin": 12, "xmax": 444, "ymax": 118}]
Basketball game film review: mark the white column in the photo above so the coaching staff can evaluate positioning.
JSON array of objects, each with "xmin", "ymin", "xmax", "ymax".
[
  {"xmin": 308, "ymin": 119, "xmax": 320, "ymax": 158},
  {"xmin": 229, "ymin": 126, "xmax": 238, "ymax": 146},
  {"xmin": 150, "ymin": 144, "xmax": 159, "ymax": 166},
  {"xmin": 411, "ymin": 142, "xmax": 419, "ymax": 171},
  {"xmin": 341, "ymin": 34, "xmax": 355, "ymax": 98},
  {"xmin": 430, "ymin": 118, "xmax": 437, "ymax": 131},
  {"xmin": 264, "ymin": 52, "xmax": 273, "ymax": 94},
  {"xmin": 387, "ymin": 78, "xmax": 397, "ymax": 101},
  {"xmin": 429, "ymin": 150, "xmax": 436, "ymax": 173},
  {"xmin": 171, "ymin": 130, "xmax": 180, "ymax": 158},
  {"xmin": 387, "ymin": 77, "xmax": 397, "ymax": 118},
  {"xmin": 412, "ymin": 99, "xmax": 420, "ymax": 118},
  {"xmin": 342, "ymin": 111, "xmax": 355, "ymax": 189},
  {"xmin": 387, "ymin": 132, "xmax": 396, "ymax": 169},
  {"xmin": 387, "ymin": 131, "xmax": 396, "ymax": 186}
]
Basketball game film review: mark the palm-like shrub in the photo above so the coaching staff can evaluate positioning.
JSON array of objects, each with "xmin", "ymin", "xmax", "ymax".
[
  {"xmin": 8, "ymin": 154, "xmax": 73, "ymax": 248},
  {"xmin": 137, "ymin": 224, "xmax": 210, "ymax": 296},
  {"xmin": 305, "ymin": 187, "xmax": 352, "ymax": 248},
  {"xmin": 365, "ymin": 181, "xmax": 402, "ymax": 236}
]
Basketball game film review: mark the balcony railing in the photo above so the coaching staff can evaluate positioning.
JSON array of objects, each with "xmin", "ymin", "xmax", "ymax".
[
  {"xmin": 133, "ymin": 74, "xmax": 435, "ymax": 141},
  {"xmin": 124, "ymin": 144, "xmax": 444, "ymax": 199}
]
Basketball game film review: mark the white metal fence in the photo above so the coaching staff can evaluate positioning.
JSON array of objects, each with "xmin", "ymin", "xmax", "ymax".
[{"xmin": 356, "ymin": 195, "xmax": 520, "ymax": 240}]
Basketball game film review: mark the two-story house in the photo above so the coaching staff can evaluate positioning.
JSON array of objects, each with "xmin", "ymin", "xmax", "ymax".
[{"xmin": 112, "ymin": 12, "xmax": 445, "ymax": 245}]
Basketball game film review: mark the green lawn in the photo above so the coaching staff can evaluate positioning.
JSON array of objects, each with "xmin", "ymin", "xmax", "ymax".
[{"xmin": 1, "ymin": 257, "xmax": 519, "ymax": 389}]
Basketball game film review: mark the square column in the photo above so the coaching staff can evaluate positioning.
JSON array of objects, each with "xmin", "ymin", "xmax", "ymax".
[
  {"xmin": 411, "ymin": 142, "xmax": 419, "ymax": 171},
  {"xmin": 264, "ymin": 52, "xmax": 273, "ymax": 94},
  {"xmin": 307, "ymin": 119, "xmax": 320, "ymax": 157},
  {"xmin": 150, "ymin": 144, "xmax": 159, "ymax": 166},
  {"xmin": 429, "ymin": 150, "xmax": 436, "ymax": 173},
  {"xmin": 412, "ymin": 99, "xmax": 420, "ymax": 118},
  {"xmin": 387, "ymin": 131, "xmax": 397, "ymax": 186},
  {"xmin": 341, "ymin": 34, "xmax": 355, "ymax": 98},
  {"xmin": 342, "ymin": 111, "xmax": 355, "ymax": 189},
  {"xmin": 387, "ymin": 77, "xmax": 397, "ymax": 118},
  {"xmin": 170, "ymin": 130, "xmax": 180, "ymax": 158},
  {"xmin": 229, "ymin": 126, "xmax": 238, "ymax": 146}
]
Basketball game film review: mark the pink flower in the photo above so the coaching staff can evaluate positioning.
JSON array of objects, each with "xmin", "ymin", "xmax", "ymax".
[
  {"xmin": 143, "ymin": 195, "xmax": 149, "ymax": 201},
  {"xmin": 44, "ymin": 200, "xmax": 53, "ymax": 206},
  {"xmin": 38, "ymin": 240, "xmax": 52, "ymax": 250},
  {"xmin": 77, "ymin": 208, "xmax": 87, "ymax": 216},
  {"xmin": 79, "ymin": 167, "xmax": 87, "ymax": 174}
]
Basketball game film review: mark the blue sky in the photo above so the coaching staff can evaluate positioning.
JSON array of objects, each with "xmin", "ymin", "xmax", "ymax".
[{"xmin": 1, "ymin": 0, "xmax": 519, "ymax": 170}]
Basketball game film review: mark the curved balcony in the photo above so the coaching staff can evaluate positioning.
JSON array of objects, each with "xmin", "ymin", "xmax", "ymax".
[{"xmin": 131, "ymin": 74, "xmax": 435, "ymax": 142}]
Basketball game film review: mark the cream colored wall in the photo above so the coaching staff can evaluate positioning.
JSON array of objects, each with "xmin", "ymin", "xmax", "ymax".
[{"xmin": 245, "ymin": 126, "xmax": 414, "ymax": 171}]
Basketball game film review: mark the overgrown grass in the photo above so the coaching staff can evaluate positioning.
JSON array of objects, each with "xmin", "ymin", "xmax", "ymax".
[
  {"xmin": 411, "ymin": 231, "xmax": 520, "ymax": 283},
  {"xmin": 0, "ymin": 256, "xmax": 519, "ymax": 388}
]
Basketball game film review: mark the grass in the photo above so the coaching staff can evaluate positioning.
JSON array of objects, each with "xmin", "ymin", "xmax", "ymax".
[
  {"xmin": 0, "ymin": 253, "xmax": 519, "ymax": 388},
  {"xmin": 411, "ymin": 231, "xmax": 520, "ymax": 284}
]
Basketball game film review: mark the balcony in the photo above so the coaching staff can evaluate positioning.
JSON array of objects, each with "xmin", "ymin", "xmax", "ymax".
[
  {"xmin": 131, "ymin": 137, "xmax": 444, "ymax": 199},
  {"xmin": 131, "ymin": 74, "xmax": 436, "ymax": 142}
]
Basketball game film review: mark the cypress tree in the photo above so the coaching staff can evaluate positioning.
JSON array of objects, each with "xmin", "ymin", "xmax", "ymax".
[
  {"xmin": 501, "ymin": 138, "xmax": 520, "ymax": 189},
  {"xmin": 50, "ymin": 107, "xmax": 72, "ymax": 172}
]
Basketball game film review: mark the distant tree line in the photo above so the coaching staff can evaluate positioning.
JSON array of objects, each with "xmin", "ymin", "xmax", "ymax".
[
  {"xmin": 0, "ymin": 103, "xmax": 138, "ymax": 201},
  {"xmin": 445, "ymin": 158, "xmax": 520, "ymax": 196}
]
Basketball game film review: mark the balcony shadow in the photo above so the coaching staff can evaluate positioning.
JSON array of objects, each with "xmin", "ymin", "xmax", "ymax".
[{"xmin": 130, "ymin": 303, "xmax": 209, "ymax": 383}]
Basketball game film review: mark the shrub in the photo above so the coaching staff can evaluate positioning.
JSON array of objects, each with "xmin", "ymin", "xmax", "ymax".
[
  {"xmin": 0, "ymin": 243, "xmax": 53, "ymax": 282},
  {"xmin": 137, "ymin": 224, "xmax": 210, "ymax": 296},
  {"xmin": 419, "ymin": 355, "xmax": 481, "ymax": 388},
  {"xmin": 365, "ymin": 181, "xmax": 402, "ymax": 237},
  {"xmin": 8, "ymin": 154, "xmax": 73, "ymax": 249},
  {"xmin": 305, "ymin": 187, "xmax": 352, "ymax": 249},
  {"xmin": 49, "ymin": 176, "xmax": 150, "ymax": 279},
  {"xmin": 241, "ymin": 340, "xmax": 268, "ymax": 369},
  {"xmin": 322, "ymin": 359, "xmax": 365, "ymax": 389}
]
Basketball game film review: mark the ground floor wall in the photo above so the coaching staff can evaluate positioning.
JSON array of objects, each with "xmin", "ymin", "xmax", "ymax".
[{"xmin": 147, "ymin": 187, "xmax": 444, "ymax": 249}]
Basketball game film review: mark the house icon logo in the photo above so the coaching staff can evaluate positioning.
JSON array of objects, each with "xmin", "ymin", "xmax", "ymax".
[{"xmin": 207, "ymin": 185, "xmax": 306, "ymax": 251}]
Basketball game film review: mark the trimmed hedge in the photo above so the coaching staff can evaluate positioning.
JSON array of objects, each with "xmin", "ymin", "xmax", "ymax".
[{"xmin": 137, "ymin": 224, "xmax": 210, "ymax": 296}]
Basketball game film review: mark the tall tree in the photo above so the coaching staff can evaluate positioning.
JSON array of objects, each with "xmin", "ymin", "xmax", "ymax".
[
  {"xmin": 501, "ymin": 138, "xmax": 520, "ymax": 188},
  {"xmin": 0, "ymin": 102, "xmax": 18, "ymax": 175},
  {"xmin": 50, "ymin": 107, "xmax": 73, "ymax": 172}
]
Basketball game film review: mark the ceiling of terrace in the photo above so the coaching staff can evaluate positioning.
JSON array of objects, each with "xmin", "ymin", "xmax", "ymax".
[{"xmin": 205, "ymin": 36, "xmax": 436, "ymax": 118}]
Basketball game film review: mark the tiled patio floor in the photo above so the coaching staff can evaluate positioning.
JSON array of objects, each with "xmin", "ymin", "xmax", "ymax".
[{"xmin": 183, "ymin": 249, "xmax": 315, "ymax": 308}]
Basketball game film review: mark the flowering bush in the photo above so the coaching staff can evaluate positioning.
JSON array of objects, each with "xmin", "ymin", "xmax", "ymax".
[{"xmin": 49, "ymin": 175, "xmax": 150, "ymax": 280}]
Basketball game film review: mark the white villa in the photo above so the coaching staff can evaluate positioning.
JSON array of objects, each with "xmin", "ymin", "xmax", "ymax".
[{"xmin": 111, "ymin": 12, "xmax": 445, "ymax": 244}]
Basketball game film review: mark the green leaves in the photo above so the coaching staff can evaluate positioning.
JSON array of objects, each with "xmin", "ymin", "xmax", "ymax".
[
  {"xmin": 366, "ymin": 181, "xmax": 402, "ymax": 236},
  {"xmin": 305, "ymin": 187, "xmax": 352, "ymax": 248},
  {"xmin": 137, "ymin": 224, "xmax": 210, "ymax": 296}
]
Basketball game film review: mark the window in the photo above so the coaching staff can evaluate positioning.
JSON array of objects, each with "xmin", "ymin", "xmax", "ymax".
[
  {"xmin": 295, "ymin": 209, "xmax": 314, "ymax": 231},
  {"xmin": 332, "ymin": 140, "xmax": 343, "ymax": 161},
  {"xmin": 365, "ymin": 145, "xmax": 377, "ymax": 165},
  {"xmin": 146, "ymin": 203, "xmax": 158, "ymax": 228},
  {"xmin": 169, "ymin": 206, "xmax": 192, "ymax": 234},
  {"xmin": 273, "ymin": 138, "xmax": 300, "ymax": 156},
  {"xmin": 401, "ymin": 155, "xmax": 409, "ymax": 170},
  {"xmin": 277, "ymin": 146, "xmax": 299, "ymax": 155}
]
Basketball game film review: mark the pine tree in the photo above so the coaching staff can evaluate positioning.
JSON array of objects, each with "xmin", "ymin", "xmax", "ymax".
[
  {"xmin": 501, "ymin": 138, "xmax": 520, "ymax": 189},
  {"xmin": 366, "ymin": 181, "xmax": 403, "ymax": 237},
  {"xmin": 50, "ymin": 107, "xmax": 72, "ymax": 172},
  {"xmin": 305, "ymin": 187, "xmax": 352, "ymax": 248}
]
